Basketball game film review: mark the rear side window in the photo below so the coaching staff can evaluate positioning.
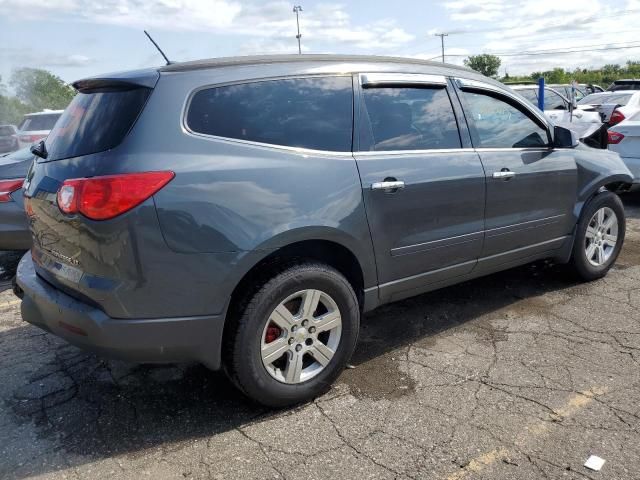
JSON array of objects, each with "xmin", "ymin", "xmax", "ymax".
[
  {"xmin": 0, "ymin": 126, "xmax": 15, "ymax": 135},
  {"xmin": 360, "ymin": 87, "xmax": 461, "ymax": 151},
  {"xmin": 462, "ymin": 91, "xmax": 548, "ymax": 148},
  {"xmin": 187, "ymin": 76, "xmax": 353, "ymax": 152},
  {"xmin": 19, "ymin": 114, "xmax": 61, "ymax": 132},
  {"xmin": 45, "ymin": 87, "xmax": 151, "ymax": 161}
]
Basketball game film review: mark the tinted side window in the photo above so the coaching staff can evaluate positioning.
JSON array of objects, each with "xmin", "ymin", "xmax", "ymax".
[
  {"xmin": 360, "ymin": 87, "xmax": 461, "ymax": 151},
  {"xmin": 462, "ymin": 91, "xmax": 548, "ymax": 148},
  {"xmin": 187, "ymin": 77, "xmax": 353, "ymax": 152}
]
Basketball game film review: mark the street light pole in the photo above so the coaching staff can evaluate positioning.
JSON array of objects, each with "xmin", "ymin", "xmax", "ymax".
[
  {"xmin": 293, "ymin": 6, "xmax": 303, "ymax": 54},
  {"xmin": 434, "ymin": 33, "xmax": 448, "ymax": 63}
]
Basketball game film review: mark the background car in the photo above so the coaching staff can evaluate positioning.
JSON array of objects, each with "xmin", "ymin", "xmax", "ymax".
[
  {"xmin": 578, "ymin": 91, "xmax": 640, "ymax": 126},
  {"xmin": 0, "ymin": 125, "xmax": 19, "ymax": 154},
  {"xmin": 608, "ymin": 110, "xmax": 640, "ymax": 185},
  {"xmin": 16, "ymin": 110, "xmax": 63, "ymax": 148},
  {"xmin": 0, "ymin": 148, "xmax": 33, "ymax": 250},
  {"xmin": 511, "ymin": 85, "xmax": 601, "ymax": 123},
  {"xmin": 607, "ymin": 79, "xmax": 640, "ymax": 91}
]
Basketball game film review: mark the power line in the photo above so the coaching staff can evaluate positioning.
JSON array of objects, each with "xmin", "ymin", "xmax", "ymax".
[
  {"xmin": 444, "ymin": 29, "xmax": 640, "ymax": 51},
  {"xmin": 441, "ymin": 43, "xmax": 640, "ymax": 59}
]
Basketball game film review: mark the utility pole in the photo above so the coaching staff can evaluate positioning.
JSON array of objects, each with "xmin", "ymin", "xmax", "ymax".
[
  {"xmin": 434, "ymin": 33, "xmax": 448, "ymax": 63},
  {"xmin": 293, "ymin": 5, "xmax": 303, "ymax": 54}
]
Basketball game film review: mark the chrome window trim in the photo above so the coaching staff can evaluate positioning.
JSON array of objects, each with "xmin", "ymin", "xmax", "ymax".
[
  {"xmin": 360, "ymin": 73, "xmax": 447, "ymax": 88},
  {"xmin": 356, "ymin": 148, "xmax": 475, "ymax": 156},
  {"xmin": 455, "ymin": 77, "xmax": 551, "ymax": 128},
  {"xmin": 181, "ymin": 73, "xmax": 355, "ymax": 155},
  {"xmin": 474, "ymin": 147, "xmax": 551, "ymax": 153},
  {"xmin": 183, "ymin": 131, "xmax": 356, "ymax": 157},
  {"xmin": 356, "ymin": 147, "xmax": 553, "ymax": 156}
]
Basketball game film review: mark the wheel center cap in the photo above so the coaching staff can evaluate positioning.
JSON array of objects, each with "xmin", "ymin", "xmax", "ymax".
[{"xmin": 294, "ymin": 327, "xmax": 308, "ymax": 342}]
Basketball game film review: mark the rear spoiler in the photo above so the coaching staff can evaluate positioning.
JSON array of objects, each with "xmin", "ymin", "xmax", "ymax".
[{"xmin": 72, "ymin": 69, "xmax": 159, "ymax": 92}]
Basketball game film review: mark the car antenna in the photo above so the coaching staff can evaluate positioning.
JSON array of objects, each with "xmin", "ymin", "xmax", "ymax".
[{"xmin": 144, "ymin": 30, "xmax": 172, "ymax": 65}]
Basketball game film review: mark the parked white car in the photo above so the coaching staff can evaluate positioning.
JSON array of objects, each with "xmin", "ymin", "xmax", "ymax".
[
  {"xmin": 16, "ymin": 110, "xmax": 63, "ymax": 148},
  {"xmin": 511, "ymin": 85, "xmax": 602, "ymax": 124},
  {"xmin": 577, "ymin": 91, "xmax": 640, "ymax": 126},
  {"xmin": 608, "ymin": 111, "xmax": 640, "ymax": 184}
]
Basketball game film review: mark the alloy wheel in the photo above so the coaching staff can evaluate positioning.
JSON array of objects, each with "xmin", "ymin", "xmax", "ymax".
[
  {"xmin": 260, "ymin": 289, "xmax": 342, "ymax": 384},
  {"xmin": 585, "ymin": 206, "xmax": 618, "ymax": 267}
]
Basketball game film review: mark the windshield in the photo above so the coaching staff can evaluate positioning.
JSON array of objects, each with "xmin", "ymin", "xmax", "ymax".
[
  {"xmin": 578, "ymin": 93, "xmax": 633, "ymax": 105},
  {"xmin": 18, "ymin": 113, "xmax": 61, "ymax": 132},
  {"xmin": 45, "ymin": 86, "xmax": 151, "ymax": 161}
]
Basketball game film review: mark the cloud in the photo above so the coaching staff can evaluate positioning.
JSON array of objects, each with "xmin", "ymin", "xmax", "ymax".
[
  {"xmin": 0, "ymin": 0, "xmax": 414, "ymax": 51},
  {"xmin": 0, "ymin": 48, "xmax": 94, "ymax": 68},
  {"xmin": 440, "ymin": 0, "xmax": 640, "ymax": 74}
]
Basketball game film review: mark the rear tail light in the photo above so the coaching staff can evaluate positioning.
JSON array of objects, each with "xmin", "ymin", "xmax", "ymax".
[
  {"xmin": 57, "ymin": 171, "xmax": 175, "ymax": 220},
  {"xmin": 608, "ymin": 130, "xmax": 625, "ymax": 145},
  {"xmin": 0, "ymin": 179, "xmax": 24, "ymax": 202},
  {"xmin": 609, "ymin": 109, "xmax": 625, "ymax": 126}
]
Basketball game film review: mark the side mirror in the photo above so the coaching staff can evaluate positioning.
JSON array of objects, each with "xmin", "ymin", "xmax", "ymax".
[{"xmin": 553, "ymin": 125, "xmax": 578, "ymax": 148}]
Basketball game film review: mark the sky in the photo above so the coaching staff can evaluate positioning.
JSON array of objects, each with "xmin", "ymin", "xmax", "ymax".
[{"xmin": 1, "ymin": 0, "xmax": 640, "ymax": 85}]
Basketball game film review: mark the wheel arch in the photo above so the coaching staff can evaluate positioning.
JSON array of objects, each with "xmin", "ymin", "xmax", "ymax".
[{"xmin": 575, "ymin": 173, "xmax": 632, "ymax": 220}]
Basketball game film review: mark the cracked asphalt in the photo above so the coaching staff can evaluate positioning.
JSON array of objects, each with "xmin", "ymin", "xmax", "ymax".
[{"xmin": 2, "ymin": 195, "xmax": 640, "ymax": 480}]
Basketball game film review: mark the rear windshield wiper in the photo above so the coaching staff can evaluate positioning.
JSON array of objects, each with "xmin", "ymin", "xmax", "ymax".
[{"xmin": 30, "ymin": 140, "xmax": 48, "ymax": 160}]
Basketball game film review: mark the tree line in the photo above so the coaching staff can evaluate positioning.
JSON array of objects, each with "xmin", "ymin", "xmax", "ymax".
[{"xmin": 463, "ymin": 54, "xmax": 640, "ymax": 87}]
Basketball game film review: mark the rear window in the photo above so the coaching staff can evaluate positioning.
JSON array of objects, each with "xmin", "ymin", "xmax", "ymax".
[
  {"xmin": 18, "ymin": 114, "xmax": 61, "ymax": 132},
  {"xmin": 578, "ymin": 93, "xmax": 633, "ymax": 105},
  {"xmin": 45, "ymin": 87, "xmax": 151, "ymax": 161},
  {"xmin": 0, "ymin": 126, "xmax": 15, "ymax": 136},
  {"xmin": 186, "ymin": 76, "xmax": 353, "ymax": 152}
]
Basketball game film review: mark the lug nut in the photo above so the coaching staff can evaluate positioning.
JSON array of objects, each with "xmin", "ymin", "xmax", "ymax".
[
  {"xmin": 295, "ymin": 344, "xmax": 302, "ymax": 352},
  {"xmin": 309, "ymin": 326, "xmax": 316, "ymax": 334},
  {"xmin": 302, "ymin": 319, "xmax": 308, "ymax": 327},
  {"xmin": 288, "ymin": 338, "xmax": 294, "ymax": 345},
  {"xmin": 291, "ymin": 325, "xmax": 297, "ymax": 332}
]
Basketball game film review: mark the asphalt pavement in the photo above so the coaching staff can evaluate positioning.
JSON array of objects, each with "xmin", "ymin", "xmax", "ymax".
[{"xmin": 1, "ymin": 194, "xmax": 640, "ymax": 479}]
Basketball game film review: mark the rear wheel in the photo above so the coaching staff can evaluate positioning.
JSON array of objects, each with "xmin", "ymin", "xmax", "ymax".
[
  {"xmin": 224, "ymin": 262, "xmax": 360, "ymax": 407},
  {"xmin": 570, "ymin": 191, "xmax": 625, "ymax": 281}
]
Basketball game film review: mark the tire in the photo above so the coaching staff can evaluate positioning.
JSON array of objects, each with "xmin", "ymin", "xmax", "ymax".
[
  {"xmin": 224, "ymin": 262, "xmax": 360, "ymax": 408},
  {"xmin": 570, "ymin": 191, "xmax": 625, "ymax": 281}
]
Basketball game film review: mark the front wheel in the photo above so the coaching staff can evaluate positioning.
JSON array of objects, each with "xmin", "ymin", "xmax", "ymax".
[
  {"xmin": 570, "ymin": 191, "xmax": 625, "ymax": 281},
  {"xmin": 224, "ymin": 263, "xmax": 360, "ymax": 407}
]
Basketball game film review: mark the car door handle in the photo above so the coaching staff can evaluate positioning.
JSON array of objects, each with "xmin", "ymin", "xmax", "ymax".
[
  {"xmin": 371, "ymin": 180, "xmax": 405, "ymax": 191},
  {"xmin": 492, "ymin": 171, "xmax": 516, "ymax": 180}
]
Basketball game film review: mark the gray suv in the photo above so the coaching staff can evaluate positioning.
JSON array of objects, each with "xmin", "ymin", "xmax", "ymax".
[{"xmin": 16, "ymin": 55, "xmax": 633, "ymax": 407}]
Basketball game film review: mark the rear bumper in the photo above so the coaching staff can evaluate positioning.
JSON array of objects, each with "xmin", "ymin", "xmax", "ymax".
[{"xmin": 16, "ymin": 254, "xmax": 225, "ymax": 369}]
